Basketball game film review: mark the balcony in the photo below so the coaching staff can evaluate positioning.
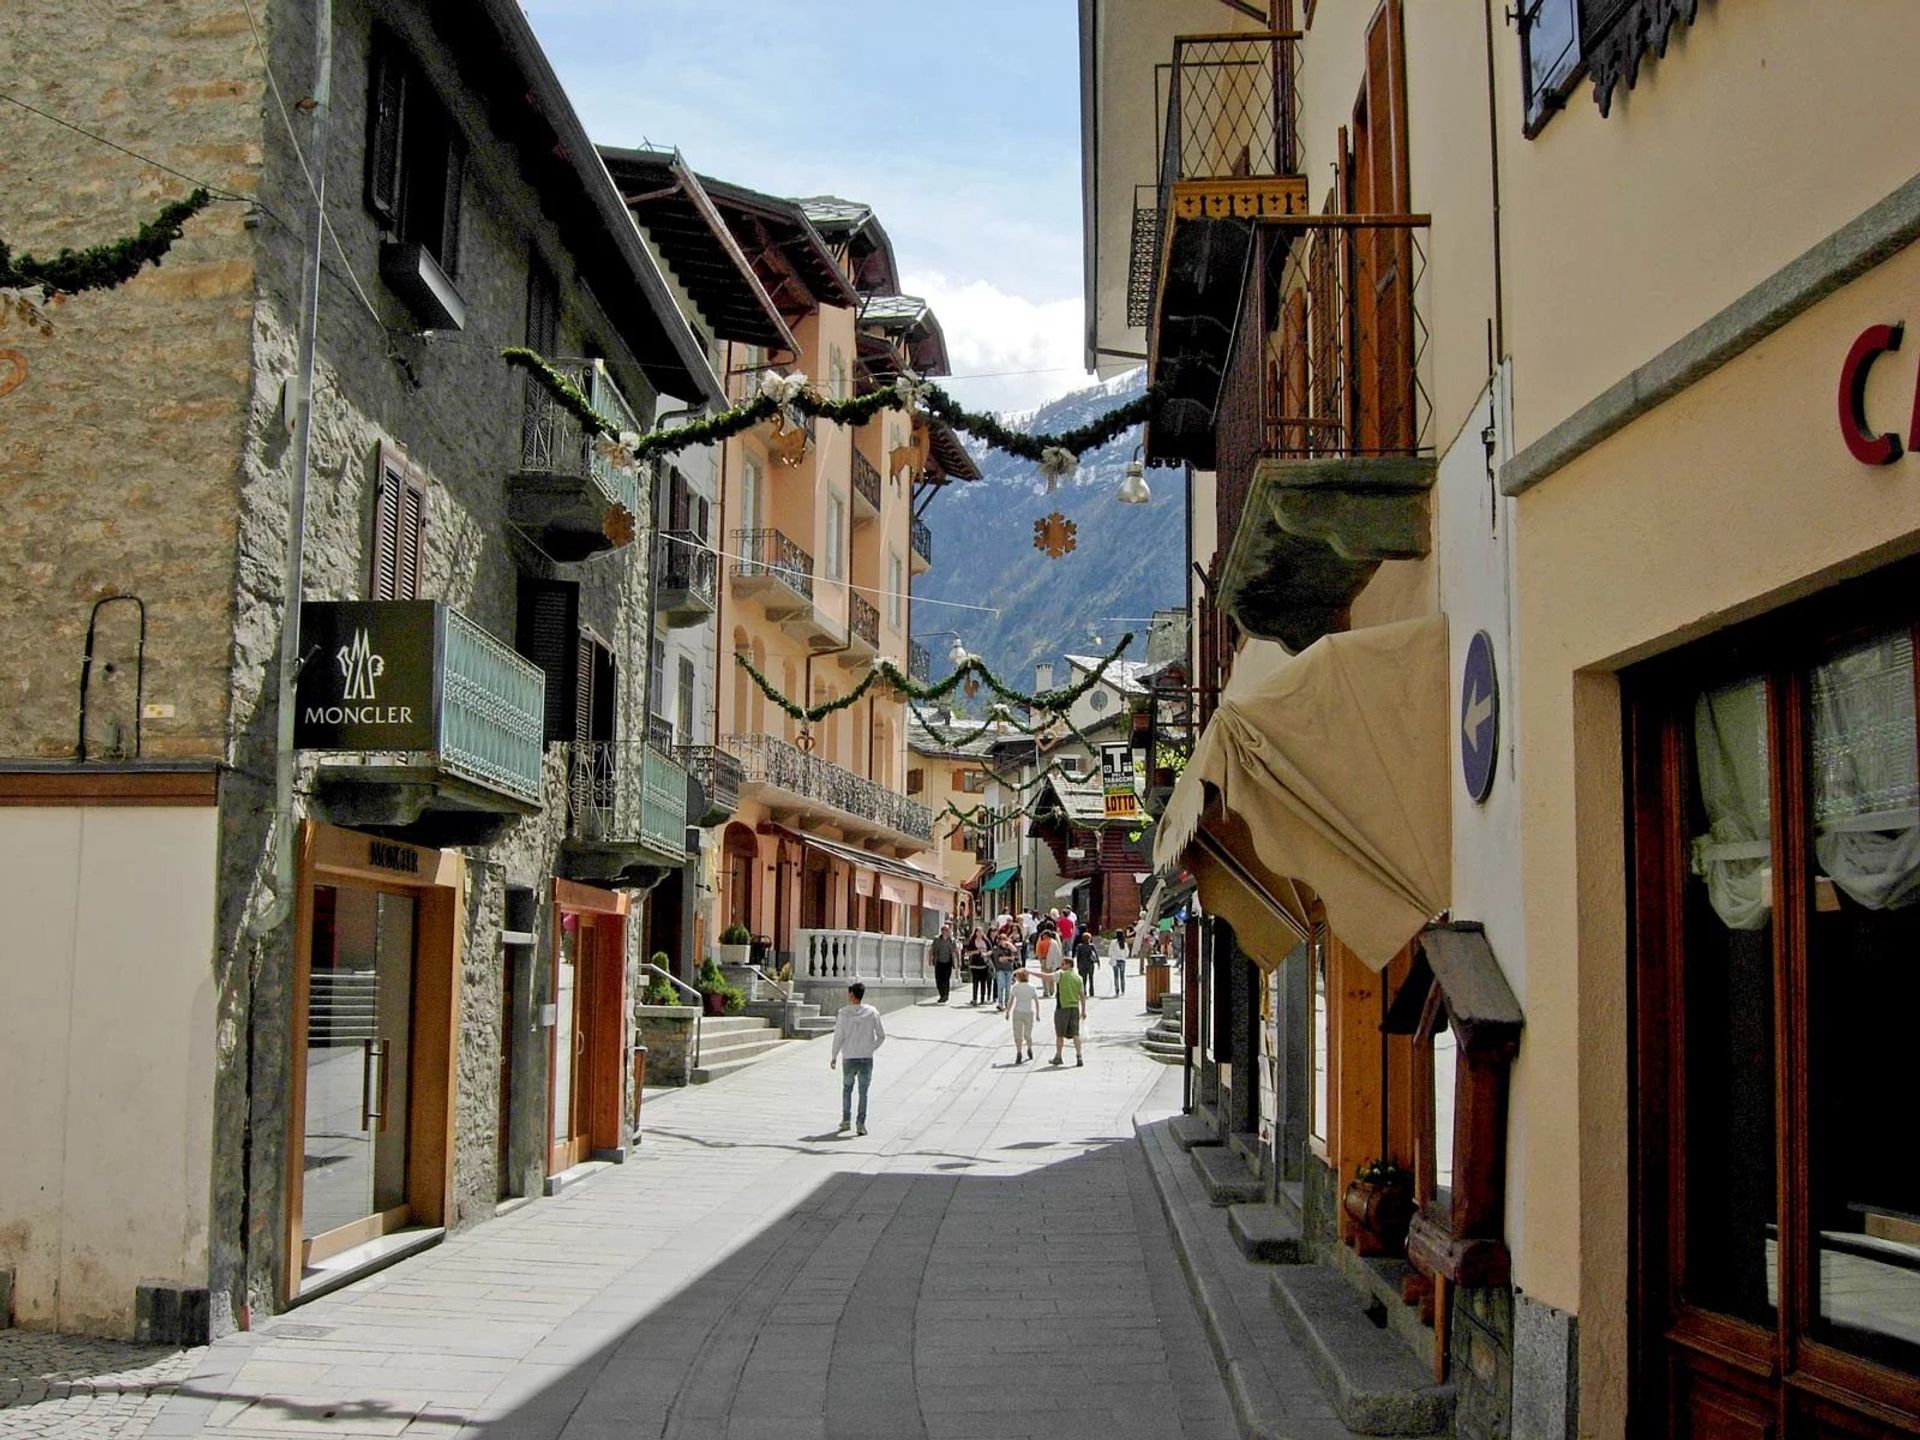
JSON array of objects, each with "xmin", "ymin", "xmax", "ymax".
[
  {"xmin": 907, "ymin": 640, "xmax": 930, "ymax": 684},
  {"xmin": 657, "ymin": 531, "xmax": 716, "ymax": 628},
  {"xmin": 722, "ymin": 734, "xmax": 934, "ymax": 850},
  {"xmin": 1136, "ymin": 30, "xmax": 1307, "ymax": 467},
  {"xmin": 1214, "ymin": 218, "xmax": 1436, "ymax": 652},
  {"xmin": 909, "ymin": 516, "xmax": 932, "ymax": 574},
  {"xmin": 303, "ymin": 601, "xmax": 546, "ymax": 846},
  {"xmin": 839, "ymin": 592, "xmax": 880, "ymax": 668},
  {"xmin": 851, "ymin": 447, "xmax": 882, "ymax": 520},
  {"xmin": 561, "ymin": 741, "xmax": 690, "ymax": 887},
  {"xmin": 731, "ymin": 527, "xmax": 814, "ymax": 619},
  {"xmin": 677, "ymin": 744, "xmax": 744, "ymax": 827},
  {"xmin": 514, "ymin": 358, "xmax": 645, "ymax": 561}
]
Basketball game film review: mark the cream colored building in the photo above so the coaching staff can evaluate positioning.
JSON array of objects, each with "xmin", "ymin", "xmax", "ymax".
[{"xmin": 1086, "ymin": 1, "xmax": 1920, "ymax": 1435}]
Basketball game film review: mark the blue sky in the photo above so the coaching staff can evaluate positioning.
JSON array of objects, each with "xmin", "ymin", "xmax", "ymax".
[{"xmin": 523, "ymin": 0, "xmax": 1092, "ymax": 414}]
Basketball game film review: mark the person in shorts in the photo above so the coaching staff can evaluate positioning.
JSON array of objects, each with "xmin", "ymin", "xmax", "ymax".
[
  {"xmin": 1050, "ymin": 961, "xmax": 1086, "ymax": 1067},
  {"xmin": 1005, "ymin": 968, "xmax": 1039, "ymax": 1065}
]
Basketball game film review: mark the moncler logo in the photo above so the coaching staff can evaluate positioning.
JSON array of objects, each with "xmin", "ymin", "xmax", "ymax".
[{"xmin": 337, "ymin": 628, "xmax": 386, "ymax": 701}]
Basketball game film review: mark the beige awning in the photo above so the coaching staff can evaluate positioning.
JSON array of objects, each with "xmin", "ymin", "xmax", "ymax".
[{"xmin": 1155, "ymin": 616, "xmax": 1450, "ymax": 971}]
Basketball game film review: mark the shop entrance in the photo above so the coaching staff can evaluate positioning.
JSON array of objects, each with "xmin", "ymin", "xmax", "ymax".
[
  {"xmin": 288, "ymin": 823, "xmax": 460, "ymax": 1302},
  {"xmin": 548, "ymin": 880, "xmax": 626, "ymax": 1176}
]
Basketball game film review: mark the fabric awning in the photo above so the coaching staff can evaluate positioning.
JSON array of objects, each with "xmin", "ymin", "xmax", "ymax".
[
  {"xmin": 979, "ymin": 865, "xmax": 1018, "ymax": 893},
  {"xmin": 878, "ymin": 875, "xmax": 919, "ymax": 908},
  {"xmin": 1053, "ymin": 878, "xmax": 1089, "ymax": 900},
  {"xmin": 1154, "ymin": 616, "xmax": 1450, "ymax": 971}
]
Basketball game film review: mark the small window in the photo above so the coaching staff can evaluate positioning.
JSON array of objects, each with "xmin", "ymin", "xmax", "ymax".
[
  {"xmin": 676, "ymin": 657, "xmax": 696, "ymax": 749},
  {"xmin": 370, "ymin": 444, "xmax": 427, "ymax": 601},
  {"xmin": 906, "ymin": 767, "xmax": 924, "ymax": 795},
  {"xmin": 826, "ymin": 494, "xmax": 845, "ymax": 581},
  {"xmin": 1058, "ymin": 755, "xmax": 1086, "ymax": 779},
  {"xmin": 365, "ymin": 35, "xmax": 465, "ymax": 276},
  {"xmin": 887, "ymin": 552, "xmax": 904, "ymax": 631},
  {"xmin": 1088, "ymin": 689, "xmax": 1109, "ymax": 713},
  {"xmin": 525, "ymin": 257, "xmax": 558, "ymax": 354},
  {"xmin": 830, "ymin": 348, "xmax": 848, "ymax": 401},
  {"xmin": 959, "ymin": 768, "xmax": 987, "ymax": 795},
  {"xmin": 1518, "ymin": 0, "xmax": 1582, "ymax": 133}
]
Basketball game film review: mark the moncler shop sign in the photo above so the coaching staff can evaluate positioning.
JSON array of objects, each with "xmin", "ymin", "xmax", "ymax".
[{"xmin": 294, "ymin": 600, "xmax": 440, "ymax": 751}]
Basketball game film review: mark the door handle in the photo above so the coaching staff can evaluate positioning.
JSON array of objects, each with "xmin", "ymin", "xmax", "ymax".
[
  {"xmin": 360, "ymin": 1038, "xmax": 376, "ymax": 1129},
  {"xmin": 363, "ymin": 1038, "xmax": 388, "ymax": 1128}
]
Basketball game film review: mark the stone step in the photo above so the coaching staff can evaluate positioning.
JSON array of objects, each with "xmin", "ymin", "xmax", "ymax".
[
  {"xmin": 1227, "ymin": 1202, "xmax": 1305, "ymax": 1264},
  {"xmin": 688, "ymin": 1052, "xmax": 788, "ymax": 1084},
  {"xmin": 1168, "ymin": 1112, "xmax": 1220, "ymax": 1151},
  {"xmin": 1269, "ymin": 1265, "xmax": 1454, "ymax": 1437},
  {"xmin": 694, "ymin": 1033, "xmax": 788, "ymax": 1065},
  {"xmin": 1141, "ymin": 1037, "xmax": 1184, "ymax": 1058},
  {"xmin": 1191, "ymin": 1142, "xmax": 1265, "ymax": 1206},
  {"xmin": 1142, "ymin": 1048, "xmax": 1183, "ymax": 1066},
  {"xmin": 696, "ymin": 1015, "xmax": 777, "ymax": 1037},
  {"xmin": 1229, "ymin": 1129, "xmax": 1264, "ymax": 1174},
  {"xmin": 792, "ymin": 1019, "xmax": 835, "ymax": 1039}
]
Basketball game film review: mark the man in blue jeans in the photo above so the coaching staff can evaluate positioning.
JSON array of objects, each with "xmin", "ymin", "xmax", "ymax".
[{"xmin": 829, "ymin": 981, "xmax": 887, "ymax": 1135}]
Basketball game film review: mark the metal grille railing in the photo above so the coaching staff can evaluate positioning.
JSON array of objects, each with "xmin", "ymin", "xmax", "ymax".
[
  {"xmin": 731, "ymin": 527, "xmax": 813, "ymax": 601},
  {"xmin": 439, "ymin": 607, "xmax": 546, "ymax": 804},
  {"xmin": 677, "ymin": 744, "xmax": 743, "ymax": 823},
  {"xmin": 722, "ymin": 734, "xmax": 934, "ymax": 843},
  {"xmin": 1127, "ymin": 185, "xmax": 1162, "ymax": 329},
  {"xmin": 657, "ymin": 531, "xmax": 716, "ymax": 609},
  {"xmin": 518, "ymin": 357, "xmax": 643, "ymax": 517},
  {"xmin": 567, "ymin": 741, "xmax": 689, "ymax": 859},
  {"xmin": 909, "ymin": 516, "xmax": 933, "ymax": 566},
  {"xmin": 851, "ymin": 447, "xmax": 882, "ymax": 513},
  {"xmin": 850, "ymin": 593, "xmax": 880, "ymax": 649},
  {"xmin": 907, "ymin": 640, "xmax": 930, "ymax": 683}
]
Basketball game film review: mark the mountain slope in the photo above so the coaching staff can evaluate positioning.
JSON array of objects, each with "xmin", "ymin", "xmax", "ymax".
[{"xmin": 912, "ymin": 369, "xmax": 1184, "ymax": 690}]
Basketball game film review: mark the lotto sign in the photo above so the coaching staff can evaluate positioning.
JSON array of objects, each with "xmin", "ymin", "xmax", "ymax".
[{"xmin": 1102, "ymin": 743, "xmax": 1140, "ymax": 821}]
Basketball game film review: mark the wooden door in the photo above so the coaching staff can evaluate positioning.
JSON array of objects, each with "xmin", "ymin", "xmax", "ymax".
[{"xmin": 1628, "ymin": 575, "xmax": 1920, "ymax": 1438}]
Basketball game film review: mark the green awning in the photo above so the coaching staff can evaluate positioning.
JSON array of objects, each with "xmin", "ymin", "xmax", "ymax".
[{"xmin": 978, "ymin": 865, "xmax": 1018, "ymax": 893}]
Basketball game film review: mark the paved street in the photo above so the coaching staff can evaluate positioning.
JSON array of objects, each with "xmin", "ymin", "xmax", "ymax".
[{"xmin": 3, "ymin": 997, "xmax": 1234, "ymax": 1440}]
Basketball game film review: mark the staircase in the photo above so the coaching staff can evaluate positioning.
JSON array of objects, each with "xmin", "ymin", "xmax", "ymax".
[
  {"xmin": 687, "ymin": 1015, "xmax": 791, "ymax": 1084},
  {"xmin": 1142, "ymin": 990, "xmax": 1184, "ymax": 1064}
]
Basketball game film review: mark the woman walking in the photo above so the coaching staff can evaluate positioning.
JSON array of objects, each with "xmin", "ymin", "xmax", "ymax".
[
  {"xmin": 1108, "ymin": 930, "xmax": 1128, "ymax": 996},
  {"xmin": 967, "ymin": 926, "xmax": 992, "ymax": 1005}
]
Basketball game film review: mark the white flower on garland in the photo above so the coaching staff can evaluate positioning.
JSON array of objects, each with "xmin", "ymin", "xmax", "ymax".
[
  {"xmin": 592, "ymin": 429, "xmax": 642, "ymax": 474},
  {"xmin": 759, "ymin": 370, "xmax": 811, "ymax": 406},
  {"xmin": 893, "ymin": 371, "xmax": 932, "ymax": 413},
  {"xmin": 1038, "ymin": 445, "xmax": 1077, "ymax": 492}
]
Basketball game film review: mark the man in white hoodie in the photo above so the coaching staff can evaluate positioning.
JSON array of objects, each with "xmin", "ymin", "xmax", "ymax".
[{"xmin": 829, "ymin": 981, "xmax": 887, "ymax": 1136}]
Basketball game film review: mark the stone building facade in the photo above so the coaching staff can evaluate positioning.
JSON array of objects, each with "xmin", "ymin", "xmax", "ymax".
[{"xmin": 0, "ymin": 0, "xmax": 727, "ymax": 1341}]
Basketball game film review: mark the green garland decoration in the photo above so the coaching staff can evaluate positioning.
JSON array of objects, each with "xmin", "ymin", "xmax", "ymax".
[
  {"xmin": 0, "ymin": 189, "xmax": 213, "ymax": 297},
  {"xmin": 736, "ymin": 633, "xmax": 1133, "ymax": 728},
  {"xmin": 504, "ymin": 345, "xmax": 1157, "ymax": 467}
]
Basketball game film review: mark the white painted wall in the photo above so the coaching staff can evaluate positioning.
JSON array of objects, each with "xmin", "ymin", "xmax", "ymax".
[{"xmin": 0, "ymin": 806, "xmax": 218, "ymax": 1335}]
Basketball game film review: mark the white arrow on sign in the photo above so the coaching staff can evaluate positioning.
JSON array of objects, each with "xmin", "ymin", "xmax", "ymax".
[{"xmin": 1463, "ymin": 682, "xmax": 1494, "ymax": 754}]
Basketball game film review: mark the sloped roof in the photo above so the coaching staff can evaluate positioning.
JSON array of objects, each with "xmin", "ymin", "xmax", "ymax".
[
  {"xmin": 1064, "ymin": 655, "xmax": 1167, "ymax": 697},
  {"xmin": 799, "ymin": 195, "xmax": 900, "ymax": 294},
  {"xmin": 698, "ymin": 176, "xmax": 858, "ymax": 313}
]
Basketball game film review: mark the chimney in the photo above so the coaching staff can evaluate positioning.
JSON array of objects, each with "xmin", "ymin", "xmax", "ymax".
[{"xmin": 1035, "ymin": 662, "xmax": 1054, "ymax": 692}]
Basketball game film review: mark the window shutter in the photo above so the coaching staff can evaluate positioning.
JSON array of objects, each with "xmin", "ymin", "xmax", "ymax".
[
  {"xmin": 573, "ymin": 633, "xmax": 595, "ymax": 750},
  {"xmin": 397, "ymin": 472, "xmax": 426, "ymax": 600},
  {"xmin": 370, "ymin": 455, "xmax": 401, "ymax": 600},
  {"xmin": 1362, "ymin": 0, "xmax": 1411, "ymax": 214},
  {"xmin": 365, "ymin": 43, "xmax": 407, "ymax": 226},
  {"xmin": 670, "ymin": 471, "xmax": 691, "ymax": 532},
  {"xmin": 695, "ymin": 496, "xmax": 710, "ymax": 543},
  {"xmin": 516, "ymin": 578, "xmax": 579, "ymax": 744},
  {"xmin": 525, "ymin": 259, "xmax": 558, "ymax": 353},
  {"xmin": 437, "ymin": 134, "xmax": 465, "ymax": 278}
]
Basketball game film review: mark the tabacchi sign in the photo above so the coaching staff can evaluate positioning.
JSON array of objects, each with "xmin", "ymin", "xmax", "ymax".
[
  {"xmin": 294, "ymin": 600, "xmax": 440, "ymax": 752},
  {"xmin": 1838, "ymin": 321, "xmax": 1920, "ymax": 465}
]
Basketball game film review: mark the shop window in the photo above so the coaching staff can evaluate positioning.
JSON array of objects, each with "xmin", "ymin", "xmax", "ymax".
[
  {"xmin": 364, "ymin": 35, "xmax": 464, "ymax": 277},
  {"xmin": 370, "ymin": 445, "xmax": 426, "ymax": 601},
  {"xmin": 1628, "ymin": 585, "xmax": 1920, "ymax": 1432}
]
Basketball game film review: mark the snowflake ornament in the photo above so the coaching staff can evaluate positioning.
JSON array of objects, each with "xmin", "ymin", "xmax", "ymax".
[{"xmin": 1033, "ymin": 511, "xmax": 1078, "ymax": 559}]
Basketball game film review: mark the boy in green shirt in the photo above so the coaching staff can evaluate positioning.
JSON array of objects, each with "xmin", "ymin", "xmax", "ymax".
[{"xmin": 1050, "ymin": 963, "xmax": 1087, "ymax": 1067}]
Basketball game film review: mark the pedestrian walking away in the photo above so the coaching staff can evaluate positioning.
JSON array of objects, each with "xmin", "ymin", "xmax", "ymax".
[
  {"xmin": 829, "ymin": 981, "xmax": 886, "ymax": 1134},
  {"xmin": 1005, "ymin": 967, "xmax": 1039, "ymax": 1064},
  {"xmin": 1072, "ymin": 928, "xmax": 1098, "ymax": 998},
  {"xmin": 930, "ymin": 921, "xmax": 958, "ymax": 1003},
  {"xmin": 1035, "ymin": 925, "xmax": 1061, "ymax": 997},
  {"xmin": 1051, "ymin": 961, "xmax": 1087, "ymax": 1067},
  {"xmin": 991, "ymin": 931, "xmax": 1018, "ymax": 1008},
  {"xmin": 1108, "ymin": 929, "xmax": 1128, "ymax": 996}
]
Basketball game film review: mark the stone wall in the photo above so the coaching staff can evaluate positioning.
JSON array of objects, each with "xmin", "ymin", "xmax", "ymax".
[
  {"xmin": 0, "ymin": 0, "xmax": 265, "ymax": 761},
  {"xmin": 1451, "ymin": 1285, "xmax": 1514, "ymax": 1440},
  {"xmin": 636, "ymin": 1007, "xmax": 696, "ymax": 1088}
]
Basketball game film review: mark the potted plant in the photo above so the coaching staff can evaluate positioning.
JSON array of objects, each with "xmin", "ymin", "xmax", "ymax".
[
  {"xmin": 1343, "ymin": 1158, "xmax": 1416, "ymax": 1256},
  {"xmin": 643, "ymin": 957, "xmax": 680, "ymax": 1008},
  {"xmin": 715, "ymin": 923, "xmax": 753, "ymax": 968},
  {"xmin": 695, "ymin": 956, "xmax": 743, "ymax": 1018}
]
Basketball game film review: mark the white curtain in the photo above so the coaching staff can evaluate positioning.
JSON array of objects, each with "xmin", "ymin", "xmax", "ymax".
[
  {"xmin": 1692, "ymin": 677, "xmax": 1772, "ymax": 931},
  {"xmin": 1809, "ymin": 629, "xmax": 1920, "ymax": 912}
]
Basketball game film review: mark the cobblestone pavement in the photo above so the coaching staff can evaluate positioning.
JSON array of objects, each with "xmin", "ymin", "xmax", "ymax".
[
  {"xmin": 9, "ymin": 996, "xmax": 1232, "ymax": 1439},
  {"xmin": 0, "ymin": 1331, "xmax": 196, "ymax": 1437}
]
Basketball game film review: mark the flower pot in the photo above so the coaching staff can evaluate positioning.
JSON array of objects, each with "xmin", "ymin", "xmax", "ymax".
[
  {"xmin": 1343, "ymin": 1178, "xmax": 1415, "ymax": 1256},
  {"xmin": 701, "ymin": 991, "xmax": 728, "ymax": 1018},
  {"xmin": 715, "ymin": 942, "xmax": 751, "ymax": 968}
]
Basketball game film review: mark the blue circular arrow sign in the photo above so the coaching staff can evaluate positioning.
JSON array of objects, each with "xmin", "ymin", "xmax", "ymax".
[{"xmin": 1460, "ymin": 630, "xmax": 1499, "ymax": 804}]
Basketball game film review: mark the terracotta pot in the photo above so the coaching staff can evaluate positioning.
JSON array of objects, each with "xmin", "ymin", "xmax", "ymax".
[
  {"xmin": 701, "ymin": 991, "xmax": 728, "ymax": 1018},
  {"xmin": 1343, "ymin": 1178, "xmax": 1415, "ymax": 1254}
]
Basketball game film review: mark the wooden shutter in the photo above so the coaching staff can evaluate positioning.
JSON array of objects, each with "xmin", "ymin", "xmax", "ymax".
[
  {"xmin": 370, "ymin": 456, "xmax": 401, "ymax": 600},
  {"xmin": 525, "ymin": 259, "xmax": 558, "ymax": 353},
  {"xmin": 573, "ymin": 633, "xmax": 595, "ymax": 750},
  {"xmin": 365, "ymin": 42, "xmax": 407, "ymax": 226},
  {"xmin": 669, "ymin": 471, "xmax": 691, "ymax": 532},
  {"xmin": 695, "ymin": 495, "xmax": 710, "ymax": 543},
  {"xmin": 1351, "ymin": 4, "xmax": 1414, "ymax": 454},
  {"xmin": 516, "ymin": 578, "xmax": 579, "ymax": 744},
  {"xmin": 396, "ymin": 472, "xmax": 425, "ymax": 600}
]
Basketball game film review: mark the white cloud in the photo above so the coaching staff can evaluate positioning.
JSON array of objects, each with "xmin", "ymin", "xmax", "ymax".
[{"xmin": 903, "ymin": 272, "xmax": 1091, "ymax": 417}]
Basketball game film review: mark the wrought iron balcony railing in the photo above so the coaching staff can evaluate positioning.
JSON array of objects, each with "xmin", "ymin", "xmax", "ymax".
[
  {"xmin": 518, "ymin": 357, "xmax": 643, "ymax": 518},
  {"xmin": 656, "ymin": 530, "xmax": 717, "ymax": 624},
  {"xmin": 849, "ymin": 592, "xmax": 880, "ymax": 650},
  {"xmin": 567, "ymin": 741, "xmax": 688, "ymax": 859},
  {"xmin": 722, "ymin": 733, "xmax": 934, "ymax": 843},
  {"xmin": 440, "ymin": 607, "xmax": 547, "ymax": 805},
  {"xmin": 851, "ymin": 446, "xmax": 883, "ymax": 514},
  {"xmin": 677, "ymin": 744, "xmax": 744, "ymax": 826},
  {"xmin": 909, "ymin": 516, "xmax": 933, "ymax": 566},
  {"xmin": 908, "ymin": 640, "xmax": 931, "ymax": 683},
  {"xmin": 731, "ymin": 527, "xmax": 814, "ymax": 602}
]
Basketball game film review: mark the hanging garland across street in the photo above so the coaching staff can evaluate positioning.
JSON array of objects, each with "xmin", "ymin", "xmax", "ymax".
[
  {"xmin": 503, "ymin": 345, "xmax": 1157, "ymax": 469},
  {"xmin": 934, "ymin": 800, "xmax": 1068, "ymax": 843},
  {"xmin": 0, "ymin": 189, "xmax": 214, "ymax": 297},
  {"xmin": 911, "ymin": 702, "xmax": 1102, "ymax": 755},
  {"xmin": 735, "ymin": 633, "xmax": 1133, "ymax": 727}
]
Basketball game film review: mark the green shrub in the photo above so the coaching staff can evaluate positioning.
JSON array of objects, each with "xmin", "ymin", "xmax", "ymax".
[{"xmin": 719, "ymin": 923, "xmax": 752, "ymax": 946}]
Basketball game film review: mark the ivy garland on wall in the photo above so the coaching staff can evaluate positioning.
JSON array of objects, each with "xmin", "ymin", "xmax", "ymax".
[
  {"xmin": 504, "ymin": 345, "xmax": 1157, "ymax": 469},
  {"xmin": 735, "ymin": 633, "xmax": 1133, "ymax": 727},
  {"xmin": 0, "ymin": 189, "xmax": 213, "ymax": 297}
]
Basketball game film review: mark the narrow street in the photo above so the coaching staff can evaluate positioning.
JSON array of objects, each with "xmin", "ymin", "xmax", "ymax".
[{"xmin": 3, "ymin": 999, "xmax": 1234, "ymax": 1440}]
